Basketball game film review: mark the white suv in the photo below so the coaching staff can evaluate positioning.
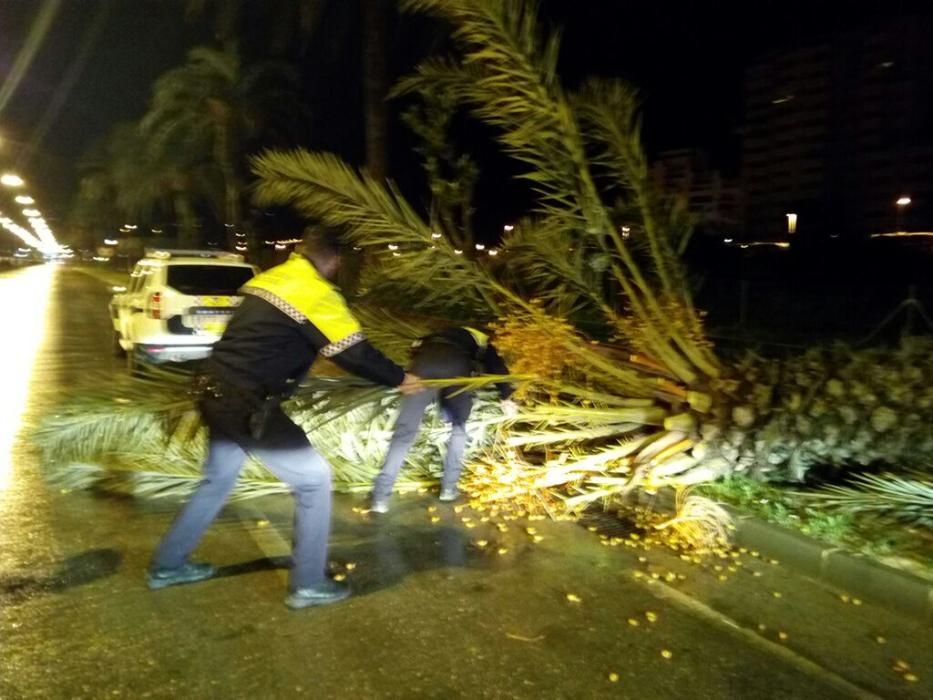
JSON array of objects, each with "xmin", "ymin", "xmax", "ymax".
[{"xmin": 110, "ymin": 249, "xmax": 257, "ymax": 371}]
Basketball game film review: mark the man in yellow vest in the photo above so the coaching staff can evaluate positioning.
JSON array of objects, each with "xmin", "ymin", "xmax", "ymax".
[
  {"xmin": 148, "ymin": 229, "xmax": 422, "ymax": 609},
  {"xmin": 369, "ymin": 326, "xmax": 516, "ymax": 513}
]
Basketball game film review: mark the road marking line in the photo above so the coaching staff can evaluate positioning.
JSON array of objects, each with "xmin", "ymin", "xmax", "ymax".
[{"xmin": 639, "ymin": 579, "xmax": 883, "ymax": 700}]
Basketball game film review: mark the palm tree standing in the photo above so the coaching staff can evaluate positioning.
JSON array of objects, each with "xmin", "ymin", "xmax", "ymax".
[
  {"xmin": 71, "ymin": 122, "xmax": 219, "ymax": 248},
  {"xmin": 139, "ymin": 47, "xmax": 303, "ymax": 251},
  {"xmin": 186, "ymin": 0, "xmax": 393, "ymax": 180}
]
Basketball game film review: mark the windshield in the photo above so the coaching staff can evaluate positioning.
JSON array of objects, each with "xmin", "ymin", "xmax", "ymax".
[{"xmin": 166, "ymin": 265, "xmax": 254, "ymax": 295}]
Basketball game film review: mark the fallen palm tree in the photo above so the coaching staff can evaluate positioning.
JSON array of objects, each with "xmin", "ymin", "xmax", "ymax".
[{"xmin": 36, "ymin": 0, "xmax": 933, "ymax": 544}]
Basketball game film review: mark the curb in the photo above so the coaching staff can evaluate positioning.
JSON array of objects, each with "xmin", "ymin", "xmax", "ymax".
[{"xmin": 628, "ymin": 489, "xmax": 933, "ymax": 624}]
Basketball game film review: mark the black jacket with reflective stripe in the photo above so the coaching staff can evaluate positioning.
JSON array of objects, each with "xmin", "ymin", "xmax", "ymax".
[{"xmin": 207, "ymin": 254, "xmax": 404, "ymax": 395}]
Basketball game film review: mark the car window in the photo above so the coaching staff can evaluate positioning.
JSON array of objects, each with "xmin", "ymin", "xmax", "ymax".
[
  {"xmin": 137, "ymin": 264, "xmax": 157, "ymax": 291},
  {"xmin": 165, "ymin": 265, "xmax": 255, "ymax": 295},
  {"xmin": 129, "ymin": 264, "xmax": 144, "ymax": 293}
]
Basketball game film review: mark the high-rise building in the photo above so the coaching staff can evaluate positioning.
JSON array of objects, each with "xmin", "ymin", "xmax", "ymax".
[
  {"xmin": 741, "ymin": 15, "xmax": 933, "ymax": 240},
  {"xmin": 651, "ymin": 149, "xmax": 740, "ymax": 237}
]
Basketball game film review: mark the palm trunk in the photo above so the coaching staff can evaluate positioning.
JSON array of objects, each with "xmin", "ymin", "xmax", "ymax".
[
  {"xmin": 173, "ymin": 192, "xmax": 199, "ymax": 248},
  {"xmin": 215, "ymin": 119, "xmax": 241, "ymax": 250},
  {"xmin": 362, "ymin": 0, "xmax": 390, "ymax": 180}
]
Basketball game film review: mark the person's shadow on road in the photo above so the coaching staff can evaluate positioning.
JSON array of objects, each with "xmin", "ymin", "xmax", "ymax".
[{"xmin": 0, "ymin": 548, "xmax": 123, "ymax": 601}]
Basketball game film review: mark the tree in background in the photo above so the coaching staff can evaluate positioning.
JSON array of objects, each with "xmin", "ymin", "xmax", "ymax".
[
  {"xmin": 186, "ymin": 0, "xmax": 393, "ymax": 180},
  {"xmin": 70, "ymin": 121, "xmax": 222, "ymax": 249},
  {"xmin": 139, "ymin": 47, "xmax": 305, "ymax": 250}
]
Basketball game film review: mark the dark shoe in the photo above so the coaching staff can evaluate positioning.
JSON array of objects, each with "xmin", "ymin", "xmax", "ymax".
[
  {"xmin": 147, "ymin": 562, "xmax": 215, "ymax": 590},
  {"xmin": 285, "ymin": 579, "xmax": 351, "ymax": 609},
  {"xmin": 439, "ymin": 487, "xmax": 459, "ymax": 502}
]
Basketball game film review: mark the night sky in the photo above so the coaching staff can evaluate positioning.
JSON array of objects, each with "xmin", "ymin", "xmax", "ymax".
[{"xmin": 0, "ymin": 0, "xmax": 931, "ymax": 227}]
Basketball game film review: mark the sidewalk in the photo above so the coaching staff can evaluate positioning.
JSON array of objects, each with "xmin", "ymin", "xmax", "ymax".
[{"xmin": 631, "ymin": 489, "xmax": 933, "ymax": 623}]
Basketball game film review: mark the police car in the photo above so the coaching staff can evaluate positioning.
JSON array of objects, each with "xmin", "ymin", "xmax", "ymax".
[{"xmin": 110, "ymin": 249, "xmax": 257, "ymax": 371}]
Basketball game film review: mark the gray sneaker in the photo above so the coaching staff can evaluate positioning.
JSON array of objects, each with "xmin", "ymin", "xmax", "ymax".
[
  {"xmin": 369, "ymin": 496, "xmax": 389, "ymax": 514},
  {"xmin": 285, "ymin": 579, "xmax": 351, "ymax": 609},
  {"xmin": 439, "ymin": 487, "xmax": 459, "ymax": 502},
  {"xmin": 147, "ymin": 562, "xmax": 215, "ymax": 590}
]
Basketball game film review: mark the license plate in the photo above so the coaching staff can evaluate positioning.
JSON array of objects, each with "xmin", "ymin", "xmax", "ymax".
[
  {"xmin": 187, "ymin": 307, "xmax": 233, "ymax": 335},
  {"xmin": 196, "ymin": 295, "xmax": 234, "ymax": 307},
  {"xmin": 195, "ymin": 318, "xmax": 230, "ymax": 335}
]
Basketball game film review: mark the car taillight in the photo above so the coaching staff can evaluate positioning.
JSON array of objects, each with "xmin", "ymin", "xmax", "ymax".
[{"xmin": 147, "ymin": 291, "xmax": 162, "ymax": 319}]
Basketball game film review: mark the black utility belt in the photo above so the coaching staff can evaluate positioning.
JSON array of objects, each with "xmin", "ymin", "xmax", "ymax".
[{"xmin": 195, "ymin": 376, "xmax": 287, "ymax": 440}]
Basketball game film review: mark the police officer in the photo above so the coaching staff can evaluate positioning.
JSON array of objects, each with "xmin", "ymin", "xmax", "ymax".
[
  {"xmin": 369, "ymin": 326, "xmax": 516, "ymax": 513},
  {"xmin": 148, "ymin": 230, "xmax": 422, "ymax": 609}
]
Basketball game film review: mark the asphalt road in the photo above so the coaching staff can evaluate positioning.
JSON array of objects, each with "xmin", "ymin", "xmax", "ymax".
[{"xmin": 1, "ymin": 265, "xmax": 930, "ymax": 699}]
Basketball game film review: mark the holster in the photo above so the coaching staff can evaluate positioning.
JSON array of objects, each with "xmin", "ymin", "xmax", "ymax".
[{"xmin": 194, "ymin": 375, "xmax": 279, "ymax": 441}]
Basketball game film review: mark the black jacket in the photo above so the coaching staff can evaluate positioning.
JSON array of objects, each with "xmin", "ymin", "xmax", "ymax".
[
  {"xmin": 207, "ymin": 254, "xmax": 404, "ymax": 396},
  {"xmin": 415, "ymin": 326, "xmax": 514, "ymax": 400}
]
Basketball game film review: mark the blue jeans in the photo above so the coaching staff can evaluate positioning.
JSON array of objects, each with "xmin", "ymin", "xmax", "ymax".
[
  {"xmin": 371, "ymin": 345, "xmax": 473, "ymax": 501},
  {"xmin": 152, "ymin": 399, "xmax": 332, "ymax": 590}
]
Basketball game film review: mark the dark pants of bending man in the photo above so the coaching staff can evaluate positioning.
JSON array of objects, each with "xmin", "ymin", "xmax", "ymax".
[
  {"xmin": 371, "ymin": 348, "xmax": 472, "ymax": 502},
  {"xmin": 152, "ymin": 395, "xmax": 332, "ymax": 590}
]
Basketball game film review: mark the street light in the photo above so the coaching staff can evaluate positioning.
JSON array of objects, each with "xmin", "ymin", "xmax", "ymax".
[
  {"xmin": 14, "ymin": 195, "xmax": 34, "ymax": 205},
  {"xmin": 1, "ymin": 173, "xmax": 24, "ymax": 187},
  {"xmin": 22, "ymin": 208, "xmax": 40, "ymax": 217},
  {"xmin": 786, "ymin": 213, "xmax": 798, "ymax": 234},
  {"xmin": 896, "ymin": 195, "xmax": 911, "ymax": 232}
]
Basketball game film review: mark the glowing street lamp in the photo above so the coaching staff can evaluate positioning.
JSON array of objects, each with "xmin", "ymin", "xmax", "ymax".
[
  {"xmin": 895, "ymin": 195, "xmax": 912, "ymax": 232},
  {"xmin": 786, "ymin": 212, "xmax": 798, "ymax": 234},
  {"xmin": 1, "ymin": 173, "xmax": 24, "ymax": 187},
  {"xmin": 14, "ymin": 195, "xmax": 34, "ymax": 205},
  {"xmin": 22, "ymin": 208, "xmax": 40, "ymax": 217}
]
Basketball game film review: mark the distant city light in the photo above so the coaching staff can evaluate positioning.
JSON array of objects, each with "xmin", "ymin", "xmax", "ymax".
[
  {"xmin": 771, "ymin": 95, "xmax": 795, "ymax": 105},
  {"xmin": 453, "ymin": 249, "xmax": 463, "ymax": 255},
  {"xmin": 475, "ymin": 243, "xmax": 486, "ymax": 251},
  {"xmin": 723, "ymin": 238, "xmax": 734, "ymax": 244},
  {"xmin": 488, "ymin": 249, "xmax": 499, "ymax": 256},
  {"xmin": 14, "ymin": 195, "xmax": 34, "ymax": 205},
  {"xmin": 896, "ymin": 196, "xmax": 912, "ymax": 206},
  {"xmin": 431, "ymin": 232, "xmax": 442, "ymax": 239},
  {"xmin": 872, "ymin": 231, "xmax": 933, "ymax": 239},
  {"xmin": 104, "ymin": 239, "xmax": 119, "ymax": 245},
  {"xmin": 786, "ymin": 212, "xmax": 798, "ymax": 234},
  {"xmin": 503, "ymin": 224, "xmax": 515, "ymax": 232},
  {"xmin": 387, "ymin": 243, "xmax": 399, "ymax": 251},
  {"xmin": 621, "ymin": 226, "xmax": 631, "ymax": 238},
  {"xmin": 1, "ymin": 173, "xmax": 24, "ymax": 187},
  {"xmin": 22, "ymin": 208, "xmax": 40, "ymax": 217}
]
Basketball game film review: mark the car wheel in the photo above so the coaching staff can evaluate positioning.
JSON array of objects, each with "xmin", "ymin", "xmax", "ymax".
[{"xmin": 113, "ymin": 331, "xmax": 126, "ymax": 357}]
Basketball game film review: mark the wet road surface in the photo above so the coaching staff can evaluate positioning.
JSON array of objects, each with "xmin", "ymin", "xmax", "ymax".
[{"xmin": 1, "ymin": 265, "xmax": 931, "ymax": 699}]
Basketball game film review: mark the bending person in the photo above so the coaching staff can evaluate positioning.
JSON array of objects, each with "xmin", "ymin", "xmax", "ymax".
[{"xmin": 370, "ymin": 326, "xmax": 515, "ymax": 513}]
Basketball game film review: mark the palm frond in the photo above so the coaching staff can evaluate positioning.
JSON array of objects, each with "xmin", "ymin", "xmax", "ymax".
[
  {"xmin": 809, "ymin": 473, "xmax": 933, "ymax": 528},
  {"xmin": 251, "ymin": 148, "xmax": 504, "ymax": 316}
]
